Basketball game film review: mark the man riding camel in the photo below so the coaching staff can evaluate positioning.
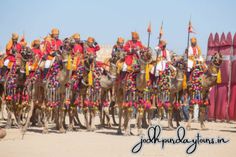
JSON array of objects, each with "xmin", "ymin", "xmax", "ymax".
[
  {"xmin": 31, "ymin": 39, "xmax": 43, "ymax": 59},
  {"xmin": 83, "ymin": 37, "xmax": 100, "ymax": 67},
  {"xmin": 19, "ymin": 39, "xmax": 35, "ymax": 71},
  {"xmin": 0, "ymin": 33, "xmax": 22, "ymax": 80},
  {"xmin": 31, "ymin": 39, "xmax": 43, "ymax": 72},
  {"xmin": 71, "ymin": 33, "xmax": 83, "ymax": 56},
  {"xmin": 187, "ymin": 37, "xmax": 204, "ymax": 79},
  {"xmin": 151, "ymin": 40, "xmax": 171, "ymax": 77},
  {"xmin": 70, "ymin": 33, "xmax": 84, "ymax": 70},
  {"xmin": 120, "ymin": 32, "xmax": 145, "ymax": 79},
  {"xmin": 112, "ymin": 37, "xmax": 125, "ymax": 58},
  {"xmin": 84, "ymin": 37, "xmax": 100, "ymax": 56},
  {"xmin": 42, "ymin": 28, "xmax": 62, "ymax": 80}
]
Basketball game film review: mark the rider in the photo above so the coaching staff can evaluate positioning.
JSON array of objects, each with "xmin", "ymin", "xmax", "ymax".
[
  {"xmin": 70, "ymin": 33, "xmax": 84, "ymax": 69},
  {"xmin": 121, "ymin": 32, "xmax": 144, "ymax": 78},
  {"xmin": 112, "ymin": 37, "xmax": 125, "ymax": 58},
  {"xmin": 42, "ymin": 28, "xmax": 62, "ymax": 80},
  {"xmin": 20, "ymin": 39, "xmax": 34, "ymax": 69},
  {"xmin": 187, "ymin": 37, "xmax": 203, "ymax": 75},
  {"xmin": 31, "ymin": 39, "xmax": 43, "ymax": 59},
  {"xmin": 31, "ymin": 39, "xmax": 43, "ymax": 71},
  {"xmin": 1, "ymin": 33, "xmax": 22, "ymax": 80},
  {"xmin": 83, "ymin": 37, "xmax": 100, "ymax": 68},
  {"xmin": 71, "ymin": 33, "xmax": 83, "ymax": 56},
  {"xmin": 151, "ymin": 40, "xmax": 171, "ymax": 77},
  {"xmin": 84, "ymin": 37, "xmax": 100, "ymax": 56}
]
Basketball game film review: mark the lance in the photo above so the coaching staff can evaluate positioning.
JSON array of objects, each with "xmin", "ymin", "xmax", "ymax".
[
  {"xmin": 186, "ymin": 20, "xmax": 191, "ymax": 60},
  {"xmin": 147, "ymin": 22, "xmax": 152, "ymax": 48},
  {"xmin": 158, "ymin": 21, "xmax": 163, "ymax": 43},
  {"xmin": 185, "ymin": 17, "xmax": 192, "ymax": 92},
  {"xmin": 154, "ymin": 21, "xmax": 163, "ymax": 77}
]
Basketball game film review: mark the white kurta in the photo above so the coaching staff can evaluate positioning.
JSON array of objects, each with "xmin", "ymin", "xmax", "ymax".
[
  {"xmin": 151, "ymin": 46, "xmax": 171, "ymax": 76},
  {"xmin": 187, "ymin": 46, "xmax": 204, "ymax": 71}
]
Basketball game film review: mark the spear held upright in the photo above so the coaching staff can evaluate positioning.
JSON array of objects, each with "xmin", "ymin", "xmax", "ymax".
[{"xmin": 147, "ymin": 22, "xmax": 152, "ymax": 48}]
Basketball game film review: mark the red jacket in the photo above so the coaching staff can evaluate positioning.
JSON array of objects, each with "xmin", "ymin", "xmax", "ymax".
[
  {"xmin": 45, "ymin": 38, "xmax": 62, "ymax": 55},
  {"xmin": 124, "ymin": 40, "xmax": 144, "ymax": 54},
  {"xmin": 32, "ymin": 48, "xmax": 44, "ymax": 59},
  {"xmin": 6, "ymin": 43, "xmax": 21, "ymax": 62},
  {"xmin": 85, "ymin": 45, "xmax": 100, "ymax": 55},
  {"xmin": 124, "ymin": 40, "xmax": 144, "ymax": 66},
  {"xmin": 72, "ymin": 44, "xmax": 83, "ymax": 55}
]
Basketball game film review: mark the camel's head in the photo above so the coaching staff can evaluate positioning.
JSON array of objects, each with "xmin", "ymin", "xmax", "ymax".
[
  {"xmin": 211, "ymin": 51, "xmax": 223, "ymax": 67},
  {"xmin": 140, "ymin": 47, "xmax": 152, "ymax": 63},
  {"xmin": 111, "ymin": 50, "xmax": 126, "ymax": 64},
  {"xmin": 85, "ymin": 53, "xmax": 96, "ymax": 65},
  {"xmin": 171, "ymin": 54, "xmax": 186, "ymax": 71},
  {"xmin": 21, "ymin": 47, "xmax": 34, "ymax": 62}
]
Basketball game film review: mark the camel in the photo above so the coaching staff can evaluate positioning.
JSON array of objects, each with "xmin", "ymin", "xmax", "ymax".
[
  {"xmin": 4, "ymin": 47, "xmax": 35, "ymax": 129},
  {"xmin": 70, "ymin": 41, "xmax": 103, "ymax": 131},
  {"xmin": 42, "ymin": 39, "xmax": 75, "ymax": 133},
  {"xmin": 99, "ymin": 51, "xmax": 126, "ymax": 128},
  {"xmin": 186, "ymin": 52, "xmax": 222, "ymax": 130},
  {"xmin": 137, "ymin": 53, "xmax": 188, "ymax": 130},
  {"xmin": 116, "ymin": 48, "xmax": 153, "ymax": 135}
]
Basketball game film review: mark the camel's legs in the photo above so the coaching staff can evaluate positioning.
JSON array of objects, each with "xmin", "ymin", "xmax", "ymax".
[
  {"xmin": 6, "ymin": 107, "xmax": 12, "ymax": 129},
  {"xmin": 199, "ymin": 106, "xmax": 206, "ymax": 130},
  {"xmin": 58, "ymin": 106, "xmax": 66, "ymax": 133},
  {"xmin": 123, "ymin": 109, "xmax": 132, "ymax": 136},
  {"xmin": 110, "ymin": 101, "xmax": 118, "ymax": 125},
  {"xmin": 141, "ymin": 110, "xmax": 149, "ymax": 128},
  {"xmin": 168, "ymin": 108, "xmax": 174, "ymax": 129},
  {"xmin": 104, "ymin": 107, "xmax": 111, "ymax": 128},
  {"xmin": 174, "ymin": 108, "xmax": 181, "ymax": 127},
  {"xmin": 147, "ymin": 109, "xmax": 154, "ymax": 126},
  {"xmin": 186, "ymin": 106, "xmax": 194, "ymax": 130},
  {"xmin": 117, "ymin": 105, "xmax": 123, "ymax": 135},
  {"xmin": 68, "ymin": 107, "xmax": 75, "ymax": 131},
  {"xmin": 136, "ymin": 110, "xmax": 144, "ymax": 135},
  {"xmin": 90, "ymin": 110, "xmax": 96, "ymax": 131},
  {"xmin": 42, "ymin": 108, "xmax": 49, "ymax": 134},
  {"xmin": 84, "ymin": 110, "xmax": 90, "ymax": 131}
]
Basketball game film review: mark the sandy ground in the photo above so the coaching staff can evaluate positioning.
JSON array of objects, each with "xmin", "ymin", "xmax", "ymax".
[{"xmin": 0, "ymin": 116, "xmax": 236, "ymax": 157}]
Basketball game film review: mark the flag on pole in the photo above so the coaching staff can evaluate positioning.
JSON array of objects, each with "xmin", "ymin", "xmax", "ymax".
[
  {"xmin": 188, "ymin": 20, "xmax": 196, "ymax": 33},
  {"xmin": 159, "ymin": 21, "xmax": 164, "ymax": 39},
  {"xmin": 147, "ymin": 22, "xmax": 152, "ymax": 33},
  {"xmin": 20, "ymin": 34, "xmax": 25, "ymax": 43}
]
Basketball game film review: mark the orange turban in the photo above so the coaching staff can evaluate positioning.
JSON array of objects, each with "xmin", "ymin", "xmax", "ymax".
[
  {"xmin": 20, "ymin": 41, "xmax": 27, "ymax": 47},
  {"xmin": 87, "ymin": 37, "xmax": 95, "ymax": 43},
  {"xmin": 131, "ymin": 32, "xmax": 139, "ymax": 40},
  {"xmin": 159, "ymin": 40, "xmax": 167, "ymax": 46},
  {"xmin": 20, "ymin": 36, "xmax": 27, "ymax": 47},
  {"xmin": 31, "ymin": 39, "xmax": 40, "ymax": 47},
  {"xmin": 72, "ymin": 33, "xmax": 80, "ymax": 39},
  {"xmin": 12, "ymin": 33, "xmax": 19, "ymax": 40},
  {"xmin": 51, "ymin": 28, "xmax": 59, "ymax": 35},
  {"xmin": 191, "ymin": 37, "xmax": 197, "ymax": 43},
  {"xmin": 117, "ymin": 37, "xmax": 124, "ymax": 44}
]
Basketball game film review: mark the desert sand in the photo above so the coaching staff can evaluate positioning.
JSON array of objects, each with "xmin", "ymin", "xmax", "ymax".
[{"xmin": 0, "ymin": 115, "xmax": 235, "ymax": 157}]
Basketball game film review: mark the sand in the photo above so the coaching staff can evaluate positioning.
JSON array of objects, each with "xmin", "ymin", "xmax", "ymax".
[{"xmin": 0, "ymin": 116, "xmax": 235, "ymax": 157}]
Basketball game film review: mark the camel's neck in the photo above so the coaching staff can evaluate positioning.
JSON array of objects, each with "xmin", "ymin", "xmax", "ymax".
[
  {"xmin": 136, "ymin": 62, "xmax": 147, "ymax": 91},
  {"xmin": 57, "ymin": 63, "xmax": 71, "ymax": 83},
  {"xmin": 171, "ymin": 68, "xmax": 184, "ymax": 93},
  {"xmin": 109, "ymin": 62, "xmax": 117, "ymax": 78},
  {"xmin": 201, "ymin": 62, "xmax": 219, "ymax": 89}
]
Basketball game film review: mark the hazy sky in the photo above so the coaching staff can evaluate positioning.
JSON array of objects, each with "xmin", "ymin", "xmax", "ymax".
[{"xmin": 0, "ymin": 0, "xmax": 235, "ymax": 54}]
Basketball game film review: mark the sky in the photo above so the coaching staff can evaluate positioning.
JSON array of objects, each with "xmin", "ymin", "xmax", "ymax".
[{"xmin": 0, "ymin": 0, "xmax": 236, "ymax": 55}]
